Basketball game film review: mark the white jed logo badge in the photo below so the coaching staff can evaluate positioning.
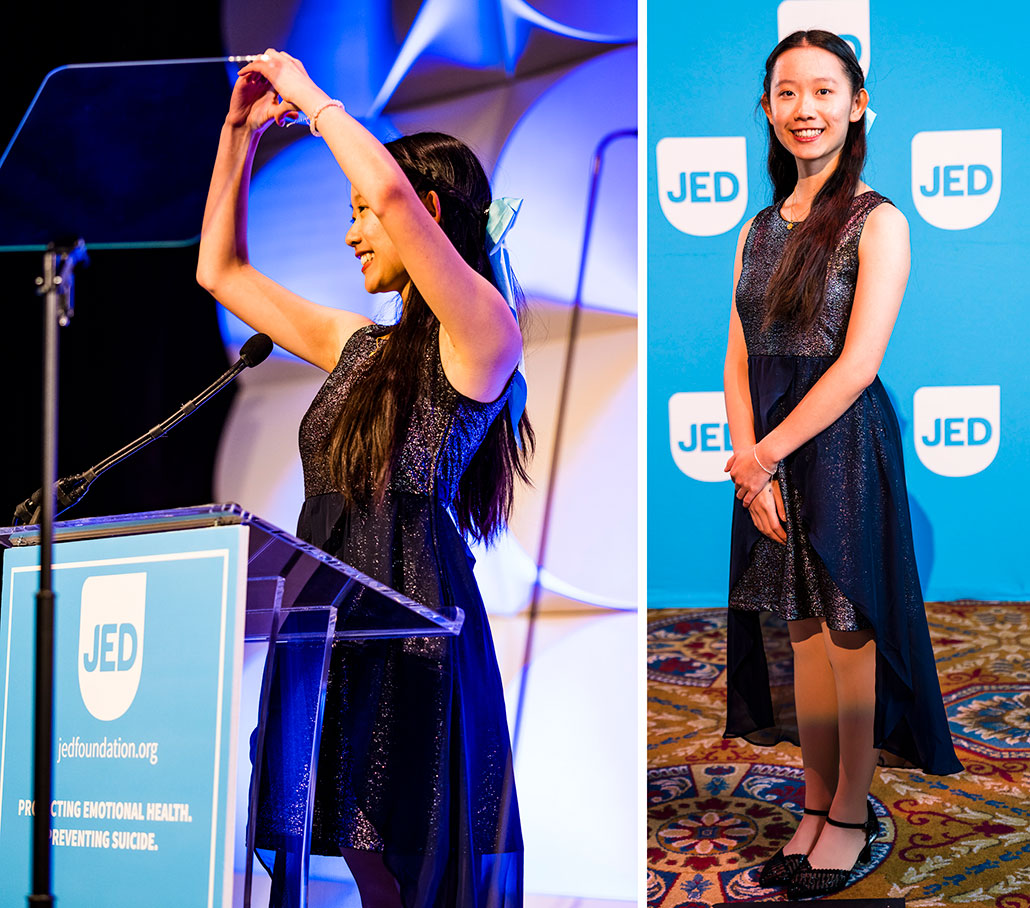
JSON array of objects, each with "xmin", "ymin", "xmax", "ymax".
[
  {"xmin": 669, "ymin": 391, "xmax": 733, "ymax": 482},
  {"xmin": 911, "ymin": 129, "xmax": 1002, "ymax": 230},
  {"xmin": 777, "ymin": 0, "xmax": 870, "ymax": 75},
  {"xmin": 913, "ymin": 385, "xmax": 1000, "ymax": 477},
  {"xmin": 656, "ymin": 137, "xmax": 747, "ymax": 237},
  {"xmin": 78, "ymin": 572, "xmax": 147, "ymax": 721}
]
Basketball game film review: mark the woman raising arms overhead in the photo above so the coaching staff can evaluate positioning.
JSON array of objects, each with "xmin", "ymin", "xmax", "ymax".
[
  {"xmin": 721, "ymin": 30, "xmax": 962, "ymax": 900},
  {"xmin": 198, "ymin": 50, "xmax": 532, "ymax": 908},
  {"xmin": 197, "ymin": 50, "xmax": 522, "ymax": 396}
]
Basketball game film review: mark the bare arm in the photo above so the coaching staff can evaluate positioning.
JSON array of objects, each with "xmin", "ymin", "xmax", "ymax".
[
  {"xmin": 196, "ymin": 73, "xmax": 371, "ymax": 372},
  {"xmin": 724, "ymin": 217, "xmax": 757, "ymax": 451},
  {"xmin": 725, "ymin": 217, "xmax": 787, "ymax": 543},
  {"xmin": 237, "ymin": 51, "xmax": 522, "ymax": 402},
  {"xmin": 728, "ymin": 201, "xmax": 911, "ymax": 505}
]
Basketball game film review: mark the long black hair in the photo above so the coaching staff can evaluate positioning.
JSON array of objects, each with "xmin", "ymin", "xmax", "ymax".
[
  {"xmin": 761, "ymin": 29, "xmax": 867, "ymax": 330},
  {"xmin": 322, "ymin": 132, "xmax": 534, "ymax": 542}
]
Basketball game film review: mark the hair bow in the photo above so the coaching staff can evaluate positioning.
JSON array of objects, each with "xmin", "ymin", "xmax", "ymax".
[{"xmin": 485, "ymin": 197, "xmax": 528, "ymax": 446}]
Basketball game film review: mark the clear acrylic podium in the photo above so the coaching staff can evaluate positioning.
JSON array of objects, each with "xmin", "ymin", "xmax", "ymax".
[{"xmin": 0, "ymin": 503, "xmax": 463, "ymax": 907}]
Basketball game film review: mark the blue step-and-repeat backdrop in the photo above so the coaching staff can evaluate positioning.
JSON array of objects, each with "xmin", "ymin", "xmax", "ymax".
[{"xmin": 647, "ymin": 0, "xmax": 1029, "ymax": 606}]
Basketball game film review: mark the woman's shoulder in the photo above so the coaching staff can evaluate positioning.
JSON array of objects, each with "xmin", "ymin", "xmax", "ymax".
[
  {"xmin": 849, "ymin": 189, "xmax": 910, "ymax": 271},
  {"xmin": 852, "ymin": 186, "xmax": 899, "ymax": 215},
  {"xmin": 344, "ymin": 321, "xmax": 390, "ymax": 350},
  {"xmin": 324, "ymin": 321, "xmax": 389, "ymax": 375},
  {"xmin": 854, "ymin": 188, "xmax": 907, "ymax": 228},
  {"xmin": 846, "ymin": 188, "xmax": 907, "ymax": 244},
  {"xmin": 736, "ymin": 203, "xmax": 777, "ymax": 249},
  {"xmin": 749, "ymin": 202, "xmax": 781, "ymax": 227}
]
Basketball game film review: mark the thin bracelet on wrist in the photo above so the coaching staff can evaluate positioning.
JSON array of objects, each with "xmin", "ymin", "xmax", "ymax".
[
  {"xmin": 754, "ymin": 447, "xmax": 777, "ymax": 475},
  {"xmin": 309, "ymin": 99, "xmax": 345, "ymax": 137}
]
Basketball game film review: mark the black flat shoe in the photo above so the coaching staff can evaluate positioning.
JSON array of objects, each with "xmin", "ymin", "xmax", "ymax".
[
  {"xmin": 787, "ymin": 800, "xmax": 881, "ymax": 899},
  {"xmin": 757, "ymin": 807, "xmax": 829, "ymax": 888}
]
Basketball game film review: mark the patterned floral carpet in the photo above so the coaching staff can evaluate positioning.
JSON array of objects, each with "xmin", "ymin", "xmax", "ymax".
[{"xmin": 647, "ymin": 603, "xmax": 1030, "ymax": 906}]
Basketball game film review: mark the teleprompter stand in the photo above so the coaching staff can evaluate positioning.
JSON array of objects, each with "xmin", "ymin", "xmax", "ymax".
[{"xmin": 0, "ymin": 58, "xmax": 292, "ymax": 905}]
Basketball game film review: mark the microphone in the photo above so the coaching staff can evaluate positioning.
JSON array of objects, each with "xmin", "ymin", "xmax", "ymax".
[
  {"xmin": 11, "ymin": 333, "xmax": 273, "ymax": 526},
  {"xmin": 239, "ymin": 332, "xmax": 273, "ymax": 368}
]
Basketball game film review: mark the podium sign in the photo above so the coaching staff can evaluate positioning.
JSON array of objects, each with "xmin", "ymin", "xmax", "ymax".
[{"xmin": 0, "ymin": 524, "xmax": 248, "ymax": 907}]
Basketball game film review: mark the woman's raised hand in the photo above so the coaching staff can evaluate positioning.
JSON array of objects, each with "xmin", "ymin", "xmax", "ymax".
[
  {"xmin": 225, "ymin": 69, "xmax": 287, "ymax": 133},
  {"xmin": 237, "ymin": 50, "xmax": 327, "ymax": 125}
]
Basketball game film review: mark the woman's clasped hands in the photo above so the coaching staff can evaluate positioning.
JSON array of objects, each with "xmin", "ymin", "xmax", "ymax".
[
  {"xmin": 748, "ymin": 482, "xmax": 787, "ymax": 545},
  {"xmin": 725, "ymin": 444, "xmax": 787, "ymax": 545}
]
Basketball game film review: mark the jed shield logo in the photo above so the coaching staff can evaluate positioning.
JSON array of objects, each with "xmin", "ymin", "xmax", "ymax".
[
  {"xmin": 911, "ymin": 129, "xmax": 1002, "ymax": 230},
  {"xmin": 656, "ymin": 137, "xmax": 748, "ymax": 237},
  {"xmin": 777, "ymin": 0, "xmax": 870, "ymax": 74},
  {"xmin": 669, "ymin": 391, "xmax": 733, "ymax": 482},
  {"xmin": 913, "ymin": 385, "xmax": 1000, "ymax": 477},
  {"xmin": 78, "ymin": 572, "xmax": 147, "ymax": 721}
]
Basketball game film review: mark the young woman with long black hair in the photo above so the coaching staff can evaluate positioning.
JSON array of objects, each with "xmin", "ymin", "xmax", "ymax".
[
  {"xmin": 722, "ymin": 30, "xmax": 961, "ymax": 899},
  {"xmin": 198, "ymin": 49, "xmax": 531, "ymax": 907}
]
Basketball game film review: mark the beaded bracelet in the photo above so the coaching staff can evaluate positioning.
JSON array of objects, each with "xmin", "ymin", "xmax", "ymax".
[{"xmin": 310, "ymin": 99, "xmax": 344, "ymax": 137}]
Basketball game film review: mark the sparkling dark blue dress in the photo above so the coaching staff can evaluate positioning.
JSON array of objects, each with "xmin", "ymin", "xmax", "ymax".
[
  {"xmin": 254, "ymin": 323, "xmax": 523, "ymax": 906},
  {"xmin": 725, "ymin": 192, "xmax": 962, "ymax": 775}
]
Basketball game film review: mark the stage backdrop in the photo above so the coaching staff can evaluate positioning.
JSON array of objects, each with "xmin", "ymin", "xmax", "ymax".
[{"xmin": 647, "ymin": 0, "xmax": 1029, "ymax": 607}]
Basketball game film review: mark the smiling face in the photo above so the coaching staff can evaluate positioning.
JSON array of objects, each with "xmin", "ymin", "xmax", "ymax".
[
  {"xmin": 345, "ymin": 187, "xmax": 409, "ymax": 295},
  {"xmin": 761, "ymin": 44, "xmax": 867, "ymax": 177}
]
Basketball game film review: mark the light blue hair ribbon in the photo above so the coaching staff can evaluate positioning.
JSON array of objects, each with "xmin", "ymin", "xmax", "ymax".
[{"xmin": 485, "ymin": 197, "xmax": 528, "ymax": 446}]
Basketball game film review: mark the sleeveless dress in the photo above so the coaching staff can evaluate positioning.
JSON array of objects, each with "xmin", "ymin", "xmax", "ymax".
[
  {"xmin": 724, "ymin": 192, "xmax": 962, "ymax": 776},
  {"xmin": 254, "ymin": 323, "xmax": 524, "ymax": 907}
]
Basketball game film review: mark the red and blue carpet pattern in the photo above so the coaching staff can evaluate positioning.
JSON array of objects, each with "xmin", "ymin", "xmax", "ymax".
[{"xmin": 647, "ymin": 603, "xmax": 1030, "ymax": 906}]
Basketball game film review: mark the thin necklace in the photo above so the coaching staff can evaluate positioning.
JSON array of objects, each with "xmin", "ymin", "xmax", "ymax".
[{"xmin": 782, "ymin": 190, "xmax": 806, "ymax": 229}]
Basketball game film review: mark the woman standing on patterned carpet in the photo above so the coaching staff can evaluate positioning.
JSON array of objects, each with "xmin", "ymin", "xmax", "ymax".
[{"xmin": 721, "ymin": 29, "xmax": 962, "ymax": 899}]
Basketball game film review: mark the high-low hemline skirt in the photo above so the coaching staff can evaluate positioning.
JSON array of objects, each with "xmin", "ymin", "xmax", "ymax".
[{"xmin": 725, "ymin": 354, "xmax": 962, "ymax": 776}]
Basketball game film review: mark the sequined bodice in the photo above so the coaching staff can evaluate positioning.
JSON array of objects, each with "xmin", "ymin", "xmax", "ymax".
[
  {"xmin": 735, "ymin": 191, "xmax": 890, "ymax": 356},
  {"xmin": 299, "ymin": 324, "xmax": 510, "ymax": 502}
]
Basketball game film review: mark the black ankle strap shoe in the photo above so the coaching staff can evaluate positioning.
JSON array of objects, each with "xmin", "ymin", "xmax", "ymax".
[
  {"xmin": 756, "ymin": 806, "xmax": 830, "ymax": 888},
  {"xmin": 786, "ymin": 800, "xmax": 881, "ymax": 899}
]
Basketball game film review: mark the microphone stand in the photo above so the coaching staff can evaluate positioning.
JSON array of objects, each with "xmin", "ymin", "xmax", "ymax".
[
  {"xmin": 17, "ymin": 324, "xmax": 267, "ymax": 905},
  {"xmin": 31, "ymin": 239, "xmax": 88, "ymax": 907},
  {"xmin": 12, "ymin": 341, "xmax": 266, "ymax": 527}
]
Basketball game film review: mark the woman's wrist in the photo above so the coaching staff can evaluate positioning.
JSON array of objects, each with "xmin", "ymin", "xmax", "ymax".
[
  {"xmin": 223, "ymin": 118, "xmax": 267, "ymax": 143},
  {"xmin": 753, "ymin": 440, "xmax": 780, "ymax": 474},
  {"xmin": 295, "ymin": 88, "xmax": 333, "ymax": 119}
]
